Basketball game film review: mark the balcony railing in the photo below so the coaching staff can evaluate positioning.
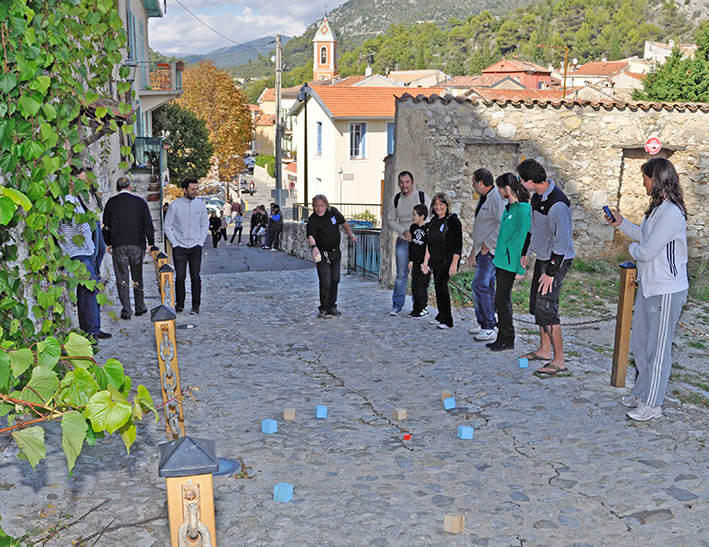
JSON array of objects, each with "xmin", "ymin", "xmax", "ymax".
[
  {"xmin": 133, "ymin": 136, "xmax": 163, "ymax": 173},
  {"xmin": 347, "ymin": 228, "xmax": 381, "ymax": 280},
  {"xmin": 141, "ymin": 60, "xmax": 183, "ymax": 92},
  {"xmin": 292, "ymin": 203, "xmax": 382, "ymax": 226}
]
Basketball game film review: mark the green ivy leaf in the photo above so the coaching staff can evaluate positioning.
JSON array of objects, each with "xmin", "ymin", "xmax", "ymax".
[
  {"xmin": 2, "ymin": 187, "xmax": 32, "ymax": 212},
  {"xmin": 61, "ymin": 410, "xmax": 88, "ymax": 473},
  {"xmin": 94, "ymin": 106, "xmax": 107, "ymax": 118},
  {"xmin": 20, "ymin": 366, "xmax": 58, "ymax": 405},
  {"xmin": 0, "ymin": 73, "xmax": 17, "ymax": 94},
  {"xmin": 18, "ymin": 95, "xmax": 41, "ymax": 118},
  {"xmin": 59, "ymin": 367, "xmax": 99, "ymax": 407},
  {"xmin": 136, "ymin": 384, "xmax": 157, "ymax": 422},
  {"xmin": 24, "ymin": 141, "xmax": 45, "ymax": 161},
  {"xmin": 63, "ymin": 333, "xmax": 94, "ymax": 368},
  {"xmin": 94, "ymin": 358, "xmax": 124, "ymax": 391},
  {"xmin": 86, "ymin": 386, "xmax": 132, "ymax": 433},
  {"xmin": 38, "ymin": 337, "xmax": 61, "ymax": 369},
  {"xmin": 85, "ymin": 92, "xmax": 99, "ymax": 104},
  {"xmin": 9, "ymin": 348, "xmax": 34, "ymax": 377},
  {"xmin": 118, "ymin": 422, "xmax": 136, "ymax": 454},
  {"xmin": 0, "ymin": 351, "xmax": 10, "ymax": 391},
  {"xmin": 16, "ymin": 56, "xmax": 37, "ymax": 81},
  {"xmin": 42, "ymin": 103, "xmax": 57, "ymax": 121},
  {"xmin": 12, "ymin": 426, "xmax": 46, "ymax": 469},
  {"xmin": 0, "ymin": 196, "xmax": 16, "ymax": 225},
  {"xmin": 118, "ymin": 102, "xmax": 131, "ymax": 115},
  {"xmin": 29, "ymin": 75, "xmax": 51, "ymax": 94}
]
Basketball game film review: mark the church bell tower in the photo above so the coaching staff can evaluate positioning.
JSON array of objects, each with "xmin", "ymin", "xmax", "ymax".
[{"xmin": 313, "ymin": 14, "xmax": 338, "ymax": 81}]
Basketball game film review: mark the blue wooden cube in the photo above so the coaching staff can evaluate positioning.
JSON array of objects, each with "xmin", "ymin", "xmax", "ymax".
[
  {"xmin": 443, "ymin": 396, "xmax": 456, "ymax": 410},
  {"xmin": 518, "ymin": 357, "xmax": 529, "ymax": 368},
  {"xmin": 262, "ymin": 419, "xmax": 277, "ymax": 434},
  {"xmin": 316, "ymin": 405, "xmax": 327, "ymax": 418},
  {"xmin": 457, "ymin": 426, "xmax": 474, "ymax": 440},
  {"xmin": 274, "ymin": 482, "xmax": 293, "ymax": 502}
]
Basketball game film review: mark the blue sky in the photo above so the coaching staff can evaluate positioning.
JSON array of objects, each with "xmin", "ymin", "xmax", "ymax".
[{"xmin": 149, "ymin": 0, "xmax": 348, "ymax": 55}]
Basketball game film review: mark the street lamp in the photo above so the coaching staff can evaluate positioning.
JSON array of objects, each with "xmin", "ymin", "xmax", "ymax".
[
  {"xmin": 297, "ymin": 83, "xmax": 311, "ymax": 210},
  {"xmin": 122, "ymin": 58, "xmax": 138, "ymax": 86},
  {"xmin": 536, "ymin": 44, "xmax": 568, "ymax": 98}
]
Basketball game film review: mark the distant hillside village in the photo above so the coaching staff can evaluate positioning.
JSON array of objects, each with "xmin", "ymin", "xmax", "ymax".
[{"xmin": 249, "ymin": 16, "xmax": 700, "ymax": 223}]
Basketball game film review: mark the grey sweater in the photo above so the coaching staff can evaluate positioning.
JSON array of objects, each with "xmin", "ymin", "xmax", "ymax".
[
  {"xmin": 387, "ymin": 190, "xmax": 431, "ymax": 239},
  {"xmin": 472, "ymin": 186, "xmax": 506, "ymax": 256}
]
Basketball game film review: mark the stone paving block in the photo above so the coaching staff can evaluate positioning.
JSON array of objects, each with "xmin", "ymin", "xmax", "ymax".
[
  {"xmin": 262, "ymin": 419, "xmax": 278, "ymax": 434},
  {"xmin": 393, "ymin": 408, "xmax": 407, "ymax": 420},
  {"xmin": 441, "ymin": 390, "xmax": 452, "ymax": 401},
  {"xmin": 284, "ymin": 408, "xmax": 296, "ymax": 421}
]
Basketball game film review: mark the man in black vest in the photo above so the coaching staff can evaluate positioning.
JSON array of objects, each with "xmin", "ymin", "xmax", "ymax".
[{"xmin": 103, "ymin": 177, "xmax": 156, "ymax": 320}]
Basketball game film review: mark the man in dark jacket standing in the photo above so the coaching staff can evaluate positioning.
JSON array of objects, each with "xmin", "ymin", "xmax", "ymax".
[{"xmin": 103, "ymin": 177, "xmax": 156, "ymax": 320}]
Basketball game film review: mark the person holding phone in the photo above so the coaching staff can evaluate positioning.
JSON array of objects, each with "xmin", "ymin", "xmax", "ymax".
[{"xmin": 606, "ymin": 157, "xmax": 688, "ymax": 421}]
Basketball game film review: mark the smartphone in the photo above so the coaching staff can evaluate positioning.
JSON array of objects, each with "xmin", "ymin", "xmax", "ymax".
[{"xmin": 603, "ymin": 206, "xmax": 616, "ymax": 223}]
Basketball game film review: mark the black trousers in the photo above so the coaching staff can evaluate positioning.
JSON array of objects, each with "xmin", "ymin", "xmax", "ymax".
[
  {"xmin": 173, "ymin": 245, "xmax": 202, "ymax": 310},
  {"xmin": 411, "ymin": 261, "xmax": 430, "ymax": 314},
  {"xmin": 211, "ymin": 231, "xmax": 220, "ymax": 248},
  {"xmin": 494, "ymin": 267, "xmax": 517, "ymax": 345},
  {"xmin": 315, "ymin": 251, "xmax": 341, "ymax": 311},
  {"xmin": 230, "ymin": 226, "xmax": 243, "ymax": 243},
  {"xmin": 432, "ymin": 265, "xmax": 452, "ymax": 327}
]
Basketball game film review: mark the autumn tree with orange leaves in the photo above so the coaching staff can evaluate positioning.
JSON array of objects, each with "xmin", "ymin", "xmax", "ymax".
[{"xmin": 177, "ymin": 61, "xmax": 253, "ymax": 183}]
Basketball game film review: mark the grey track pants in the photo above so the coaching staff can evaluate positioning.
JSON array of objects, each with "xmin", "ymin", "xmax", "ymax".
[{"xmin": 630, "ymin": 284, "xmax": 687, "ymax": 408}]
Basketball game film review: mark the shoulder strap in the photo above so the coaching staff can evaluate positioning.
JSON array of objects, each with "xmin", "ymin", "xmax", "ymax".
[
  {"xmin": 418, "ymin": 190, "xmax": 425, "ymax": 204},
  {"xmin": 394, "ymin": 192, "xmax": 401, "ymax": 208}
]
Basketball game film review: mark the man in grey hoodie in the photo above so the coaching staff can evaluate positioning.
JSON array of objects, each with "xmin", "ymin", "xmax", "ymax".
[{"xmin": 164, "ymin": 178, "xmax": 209, "ymax": 315}]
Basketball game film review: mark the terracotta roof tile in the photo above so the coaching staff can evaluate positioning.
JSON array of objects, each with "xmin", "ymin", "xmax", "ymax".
[
  {"xmin": 483, "ymin": 59, "xmax": 550, "ymax": 74},
  {"xmin": 569, "ymin": 60, "xmax": 630, "ymax": 77},
  {"xmin": 312, "ymin": 86, "xmax": 446, "ymax": 118},
  {"xmin": 467, "ymin": 88, "xmax": 568, "ymax": 101},
  {"xmin": 396, "ymin": 92, "xmax": 709, "ymax": 113},
  {"xmin": 284, "ymin": 162, "xmax": 297, "ymax": 173},
  {"xmin": 259, "ymin": 88, "xmax": 276, "ymax": 102},
  {"xmin": 255, "ymin": 114, "xmax": 276, "ymax": 126},
  {"xmin": 443, "ymin": 75, "xmax": 519, "ymax": 88}
]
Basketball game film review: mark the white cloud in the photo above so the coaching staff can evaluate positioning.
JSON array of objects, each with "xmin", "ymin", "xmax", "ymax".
[{"xmin": 150, "ymin": 1, "xmax": 347, "ymax": 55}]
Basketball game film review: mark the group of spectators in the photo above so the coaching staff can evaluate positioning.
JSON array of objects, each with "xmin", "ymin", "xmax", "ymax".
[
  {"xmin": 381, "ymin": 157, "xmax": 687, "ymax": 423},
  {"xmin": 247, "ymin": 203, "xmax": 283, "ymax": 250}
]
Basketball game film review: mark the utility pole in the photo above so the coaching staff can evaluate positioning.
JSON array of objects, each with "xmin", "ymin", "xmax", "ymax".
[{"xmin": 275, "ymin": 34, "xmax": 283, "ymax": 207}]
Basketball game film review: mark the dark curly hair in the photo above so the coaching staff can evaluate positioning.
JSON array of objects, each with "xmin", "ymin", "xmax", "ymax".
[{"xmin": 641, "ymin": 158, "xmax": 686, "ymax": 219}]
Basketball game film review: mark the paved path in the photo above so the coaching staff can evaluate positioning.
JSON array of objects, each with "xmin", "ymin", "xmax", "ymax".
[{"xmin": 1, "ymin": 249, "xmax": 708, "ymax": 546}]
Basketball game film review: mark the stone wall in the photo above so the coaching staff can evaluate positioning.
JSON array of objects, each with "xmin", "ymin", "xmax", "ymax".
[
  {"xmin": 381, "ymin": 95, "xmax": 709, "ymax": 283},
  {"xmin": 281, "ymin": 221, "xmax": 349, "ymax": 268}
]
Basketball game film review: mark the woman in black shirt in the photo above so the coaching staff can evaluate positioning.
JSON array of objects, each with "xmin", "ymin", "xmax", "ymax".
[
  {"xmin": 421, "ymin": 192, "xmax": 462, "ymax": 329},
  {"xmin": 307, "ymin": 194, "xmax": 357, "ymax": 318}
]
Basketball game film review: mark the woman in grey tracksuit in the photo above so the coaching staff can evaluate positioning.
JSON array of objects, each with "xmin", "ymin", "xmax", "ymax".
[{"xmin": 608, "ymin": 157, "xmax": 688, "ymax": 422}]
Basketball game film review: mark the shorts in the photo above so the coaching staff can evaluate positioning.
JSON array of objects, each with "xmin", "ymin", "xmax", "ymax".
[{"xmin": 529, "ymin": 258, "xmax": 573, "ymax": 326}]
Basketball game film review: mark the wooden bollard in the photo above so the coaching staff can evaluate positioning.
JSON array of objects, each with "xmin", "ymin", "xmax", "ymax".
[
  {"xmin": 151, "ymin": 305, "xmax": 186, "ymax": 440},
  {"xmin": 159, "ymin": 263, "xmax": 176, "ymax": 309},
  {"xmin": 611, "ymin": 261, "xmax": 637, "ymax": 387},
  {"xmin": 159, "ymin": 437, "xmax": 218, "ymax": 547}
]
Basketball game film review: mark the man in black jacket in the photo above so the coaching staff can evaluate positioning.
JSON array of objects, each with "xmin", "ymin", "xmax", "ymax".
[{"xmin": 103, "ymin": 177, "xmax": 156, "ymax": 320}]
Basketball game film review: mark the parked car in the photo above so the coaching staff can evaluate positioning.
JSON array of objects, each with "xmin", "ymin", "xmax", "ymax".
[
  {"xmin": 204, "ymin": 198, "xmax": 225, "ymax": 215},
  {"xmin": 347, "ymin": 219, "xmax": 374, "ymax": 229}
]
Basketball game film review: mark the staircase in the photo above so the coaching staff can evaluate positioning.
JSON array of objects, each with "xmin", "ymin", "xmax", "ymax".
[{"xmin": 129, "ymin": 171, "xmax": 164, "ymax": 245}]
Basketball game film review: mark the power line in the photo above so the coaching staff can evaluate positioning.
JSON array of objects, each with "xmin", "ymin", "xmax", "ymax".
[{"xmin": 172, "ymin": 0, "xmax": 276, "ymax": 52}]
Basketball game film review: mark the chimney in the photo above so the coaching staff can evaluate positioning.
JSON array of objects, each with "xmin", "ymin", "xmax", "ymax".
[{"xmin": 365, "ymin": 66, "xmax": 372, "ymax": 77}]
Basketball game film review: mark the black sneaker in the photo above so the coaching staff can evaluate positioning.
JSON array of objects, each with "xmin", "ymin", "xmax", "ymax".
[
  {"xmin": 411, "ymin": 309, "xmax": 429, "ymax": 319},
  {"xmin": 135, "ymin": 309, "xmax": 148, "ymax": 317},
  {"xmin": 95, "ymin": 331, "xmax": 112, "ymax": 339},
  {"xmin": 489, "ymin": 342, "xmax": 514, "ymax": 352},
  {"xmin": 317, "ymin": 310, "xmax": 327, "ymax": 319},
  {"xmin": 120, "ymin": 312, "xmax": 131, "ymax": 320},
  {"xmin": 175, "ymin": 306, "xmax": 184, "ymax": 313},
  {"xmin": 190, "ymin": 307, "xmax": 200, "ymax": 315},
  {"xmin": 329, "ymin": 309, "xmax": 342, "ymax": 316}
]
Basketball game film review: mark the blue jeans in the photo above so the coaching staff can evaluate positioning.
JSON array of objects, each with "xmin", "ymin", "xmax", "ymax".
[
  {"xmin": 392, "ymin": 237, "xmax": 410, "ymax": 311},
  {"xmin": 74, "ymin": 255, "xmax": 101, "ymax": 335},
  {"xmin": 472, "ymin": 252, "xmax": 496, "ymax": 329}
]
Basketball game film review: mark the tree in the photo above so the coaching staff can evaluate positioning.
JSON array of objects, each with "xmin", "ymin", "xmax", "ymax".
[
  {"xmin": 0, "ymin": 0, "xmax": 156, "ymax": 485},
  {"xmin": 153, "ymin": 103, "xmax": 214, "ymax": 182},
  {"xmin": 178, "ymin": 62, "xmax": 254, "ymax": 182}
]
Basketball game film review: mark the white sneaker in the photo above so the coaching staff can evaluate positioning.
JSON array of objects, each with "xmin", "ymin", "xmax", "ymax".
[
  {"xmin": 429, "ymin": 319, "xmax": 440, "ymax": 325},
  {"xmin": 390, "ymin": 308, "xmax": 402, "ymax": 316},
  {"xmin": 468, "ymin": 324, "xmax": 481, "ymax": 334},
  {"xmin": 437, "ymin": 323, "xmax": 452, "ymax": 329},
  {"xmin": 474, "ymin": 329, "xmax": 496, "ymax": 341},
  {"xmin": 621, "ymin": 393, "xmax": 641, "ymax": 408},
  {"xmin": 627, "ymin": 402, "xmax": 662, "ymax": 422}
]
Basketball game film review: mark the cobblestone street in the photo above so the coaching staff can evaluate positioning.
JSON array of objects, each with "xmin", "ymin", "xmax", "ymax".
[{"xmin": 1, "ymin": 246, "xmax": 708, "ymax": 546}]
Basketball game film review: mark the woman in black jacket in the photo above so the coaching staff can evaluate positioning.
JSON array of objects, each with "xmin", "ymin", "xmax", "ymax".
[{"xmin": 422, "ymin": 192, "xmax": 462, "ymax": 329}]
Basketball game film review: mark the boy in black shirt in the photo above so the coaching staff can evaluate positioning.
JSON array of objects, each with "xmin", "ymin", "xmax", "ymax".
[{"xmin": 408, "ymin": 203, "xmax": 430, "ymax": 318}]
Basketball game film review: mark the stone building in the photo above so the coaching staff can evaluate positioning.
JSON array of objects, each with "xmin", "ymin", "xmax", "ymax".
[{"xmin": 381, "ymin": 94, "xmax": 709, "ymax": 284}]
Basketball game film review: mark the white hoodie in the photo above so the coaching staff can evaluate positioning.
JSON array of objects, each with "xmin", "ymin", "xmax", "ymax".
[
  {"xmin": 619, "ymin": 200, "xmax": 688, "ymax": 298},
  {"xmin": 164, "ymin": 195, "xmax": 209, "ymax": 249}
]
